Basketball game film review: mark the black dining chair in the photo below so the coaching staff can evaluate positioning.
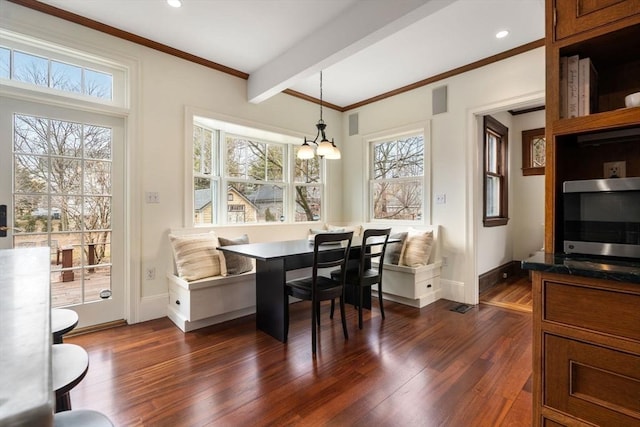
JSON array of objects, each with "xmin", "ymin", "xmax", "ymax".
[
  {"xmin": 330, "ymin": 228, "xmax": 391, "ymax": 329},
  {"xmin": 285, "ymin": 231, "xmax": 353, "ymax": 355}
]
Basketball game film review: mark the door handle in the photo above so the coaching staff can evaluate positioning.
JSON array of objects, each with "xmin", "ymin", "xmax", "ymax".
[{"xmin": 0, "ymin": 205, "xmax": 6, "ymax": 238}]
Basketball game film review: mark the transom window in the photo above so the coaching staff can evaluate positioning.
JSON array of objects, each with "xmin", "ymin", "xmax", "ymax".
[
  {"xmin": 370, "ymin": 133, "xmax": 424, "ymax": 221},
  {"xmin": 192, "ymin": 117, "xmax": 323, "ymax": 225},
  {"xmin": 0, "ymin": 46, "xmax": 113, "ymax": 100}
]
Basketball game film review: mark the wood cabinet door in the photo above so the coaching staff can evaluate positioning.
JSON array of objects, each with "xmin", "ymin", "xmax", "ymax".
[
  {"xmin": 544, "ymin": 334, "xmax": 640, "ymax": 425},
  {"xmin": 554, "ymin": 0, "xmax": 640, "ymax": 40}
]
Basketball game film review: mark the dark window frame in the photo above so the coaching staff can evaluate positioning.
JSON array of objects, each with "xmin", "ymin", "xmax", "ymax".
[
  {"xmin": 521, "ymin": 127, "xmax": 545, "ymax": 176},
  {"xmin": 483, "ymin": 115, "xmax": 509, "ymax": 227}
]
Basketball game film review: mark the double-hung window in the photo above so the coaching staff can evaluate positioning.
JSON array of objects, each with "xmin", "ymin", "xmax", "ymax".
[
  {"xmin": 483, "ymin": 115, "xmax": 509, "ymax": 226},
  {"xmin": 370, "ymin": 133, "xmax": 424, "ymax": 221},
  {"xmin": 191, "ymin": 117, "xmax": 323, "ymax": 225}
]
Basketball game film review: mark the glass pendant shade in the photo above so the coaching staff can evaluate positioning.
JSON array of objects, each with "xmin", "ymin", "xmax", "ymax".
[
  {"xmin": 316, "ymin": 139, "xmax": 334, "ymax": 157},
  {"xmin": 297, "ymin": 143, "xmax": 315, "ymax": 159},
  {"xmin": 324, "ymin": 141, "xmax": 341, "ymax": 159}
]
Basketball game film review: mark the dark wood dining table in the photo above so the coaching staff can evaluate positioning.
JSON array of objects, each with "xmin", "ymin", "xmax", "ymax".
[{"xmin": 218, "ymin": 236, "xmax": 389, "ymax": 342}]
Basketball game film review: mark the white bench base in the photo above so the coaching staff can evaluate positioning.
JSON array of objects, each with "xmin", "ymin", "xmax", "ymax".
[
  {"xmin": 374, "ymin": 262, "xmax": 442, "ymax": 308},
  {"xmin": 167, "ymin": 271, "xmax": 256, "ymax": 332}
]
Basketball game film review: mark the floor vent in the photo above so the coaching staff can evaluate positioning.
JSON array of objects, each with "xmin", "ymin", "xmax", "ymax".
[{"xmin": 450, "ymin": 304, "xmax": 473, "ymax": 314}]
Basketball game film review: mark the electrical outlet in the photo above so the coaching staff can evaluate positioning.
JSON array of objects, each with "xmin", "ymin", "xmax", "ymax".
[
  {"xmin": 145, "ymin": 191, "xmax": 160, "ymax": 204},
  {"xmin": 603, "ymin": 161, "xmax": 626, "ymax": 178},
  {"xmin": 145, "ymin": 267, "xmax": 156, "ymax": 280},
  {"xmin": 435, "ymin": 193, "xmax": 446, "ymax": 204}
]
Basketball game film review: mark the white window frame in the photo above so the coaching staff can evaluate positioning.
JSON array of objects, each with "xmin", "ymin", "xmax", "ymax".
[
  {"xmin": 365, "ymin": 121, "xmax": 431, "ymax": 224},
  {"xmin": 0, "ymin": 29, "xmax": 129, "ymax": 111},
  {"xmin": 186, "ymin": 109, "xmax": 325, "ymax": 226}
]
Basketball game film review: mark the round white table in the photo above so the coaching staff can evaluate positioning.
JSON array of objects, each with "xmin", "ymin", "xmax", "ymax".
[
  {"xmin": 52, "ymin": 308, "xmax": 79, "ymax": 344},
  {"xmin": 52, "ymin": 343, "xmax": 89, "ymax": 413}
]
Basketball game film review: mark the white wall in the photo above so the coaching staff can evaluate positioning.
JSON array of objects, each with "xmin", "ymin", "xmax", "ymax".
[
  {"xmin": 511, "ymin": 110, "xmax": 546, "ymax": 260},
  {"xmin": 340, "ymin": 48, "xmax": 545, "ymax": 304},
  {"xmin": 476, "ymin": 111, "xmax": 514, "ymax": 276}
]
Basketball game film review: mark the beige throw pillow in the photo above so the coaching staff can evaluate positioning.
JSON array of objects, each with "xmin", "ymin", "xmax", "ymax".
[
  {"xmin": 399, "ymin": 228, "xmax": 434, "ymax": 267},
  {"xmin": 327, "ymin": 223, "xmax": 362, "ymax": 237},
  {"xmin": 169, "ymin": 232, "xmax": 221, "ymax": 281}
]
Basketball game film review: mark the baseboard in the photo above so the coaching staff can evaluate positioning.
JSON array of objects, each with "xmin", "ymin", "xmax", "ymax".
[
  {"xmin": 479, "ymin": 261, "xmax": 523, "ymax": 293},
  {"xmin": 138, "ymin": 293, "xmax": 169, "ymax": 322},
  {"xmin": 440, "ymin": 278, "xmax": 465, "ymax": 303},
  {"xmin": 167, "ymin": 305, "xmax": 256, "ymax": 332}
]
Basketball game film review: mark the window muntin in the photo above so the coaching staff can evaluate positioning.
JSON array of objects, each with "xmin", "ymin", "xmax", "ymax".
[
  {"xmin": 192, "ymin": 119, "xmax": 323, "ymax": 225},
  {"xmin": 483, "ymin": 115, "xmax": 509, "ymax": 226},
  {"xmin": 13, "ymin": 113, "xmax": 113, "ymax": 306},
  {"xmin": 370, "ymin": 133, "xmax": 424, "ymax": 221}
]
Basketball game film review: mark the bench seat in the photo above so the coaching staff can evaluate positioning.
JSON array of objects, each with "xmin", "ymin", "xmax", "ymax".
[
  {"xmin": 167, "ymin": 270, "xmax": 256, "ymax": 332},
  {"xmin": 373, "ymin": 261, "xmax": 443, "ymax": 308}
]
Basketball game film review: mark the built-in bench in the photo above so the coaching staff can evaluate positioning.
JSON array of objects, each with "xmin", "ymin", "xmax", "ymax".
[
  {"xmin": 166, "ymin": 224, "xmax": 442, "ymax": 332},
  {"xmin": 372, "ymin": 225, "xmax": 442, "ymax": 308},
  {"xmin": 167, "ymin": 269, "xmax": 256, "ymax": 332}
]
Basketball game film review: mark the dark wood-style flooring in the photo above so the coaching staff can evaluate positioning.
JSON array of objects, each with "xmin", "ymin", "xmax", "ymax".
[
  {"xmin": 479, "ymin": 274, "xmax": 533, "ymax": 313},
  {"xmin": 65, "ymin": 298, "xmax": 532, "ymax": 426}
]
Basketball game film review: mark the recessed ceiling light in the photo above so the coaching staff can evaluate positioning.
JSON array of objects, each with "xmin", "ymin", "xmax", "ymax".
[
  {"xmin": 496, "ymin": 30, "xmax": 509, "ymax": 39},
  {"xmin": 167, "ymin": 0, "xmax": 182, "ymax": 7}
]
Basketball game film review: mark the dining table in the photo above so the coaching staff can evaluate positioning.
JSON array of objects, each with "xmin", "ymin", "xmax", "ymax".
[{"xmin": 218, "ymin": 235, "xmax": 391, "ymax": 342}]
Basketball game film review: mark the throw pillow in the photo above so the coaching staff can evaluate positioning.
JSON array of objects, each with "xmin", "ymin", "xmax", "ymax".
[
  {"xmin": 383, "ymin": 232, "xmax": 408, "ymax": 265},
  {"xmin": 399, "ymin": 228, "xmax": 434, "ymax": 267},
  {"xmin": 218, "ymin": 234, "xmax": 253, "ymax": 275},
  {"xmin": 327, "ymin": 223, "xmax": 362, "ymax": 237},
  {"xmin": 169, "ymin": 232, "xmax": 221, "ymax": 281}
]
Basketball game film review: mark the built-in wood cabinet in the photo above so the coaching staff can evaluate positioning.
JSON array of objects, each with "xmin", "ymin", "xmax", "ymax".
[
  {"xmin": 532, "ymin": 271, "xmax": 640, "ymax": 426},
  {"xmin": 536, "ymin": 1, "xmax": 640, "ymax": 425},
  {"xmin": 544, "ymin": 0, "xmax": 640, "ymax": 254}
]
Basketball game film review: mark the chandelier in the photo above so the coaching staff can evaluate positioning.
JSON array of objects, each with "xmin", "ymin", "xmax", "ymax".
[{"xmin": 297, "ymin": 71, "xmax": 341, "ymax": 160}]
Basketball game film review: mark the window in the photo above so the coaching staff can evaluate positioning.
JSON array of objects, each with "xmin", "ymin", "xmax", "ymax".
[
  {"xmin": 522, "ymin": 127, "xmax": 545, "ymax": 176},
  {"xmin": 483, "ymin": 115, "xmax": 509, "ymax": 226},
  {"xmin": 191, "ymin": 117, "xmax": 323, "ymax": 225},
  {"xmin": 370, "ymin": 133, "xmax": 424, "ymax": 221},
  {"xmin": 2, "ymin": 47, "xmax": 113, "ymax": 100}
]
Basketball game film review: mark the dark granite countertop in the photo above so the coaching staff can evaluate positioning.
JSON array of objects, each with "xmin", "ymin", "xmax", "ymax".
[{"xmin": 522, "ymin": 252, "xmax": 640, "ymax": 284}]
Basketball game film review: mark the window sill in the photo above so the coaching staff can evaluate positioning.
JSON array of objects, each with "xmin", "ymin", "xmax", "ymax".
[{"xmin": 483, "ymin": 217, "xmax": 509, "ymax": 227}]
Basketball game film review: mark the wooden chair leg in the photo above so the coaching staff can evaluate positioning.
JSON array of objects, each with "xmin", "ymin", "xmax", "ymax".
[
  {"xmin": 340, "ymin": 296, "xmax": 349, "ymax": 339},
  {"xmin": 378, "ymin": 283, "xmax": 385, "ymax": 319},
  {"xmin": 358, "ymin": 286, "xmax": 364, "ymax": 329},
  {"xmin": 311, "ymin": 300, "xmax": 317, "ymax": 354},
  {"xmin": 330, "ymin": 299, "xmax": 335, "ymax": 319},
  {"xmin": 316, "ymin": 302, "xmax": 321, "ymax": 326}
]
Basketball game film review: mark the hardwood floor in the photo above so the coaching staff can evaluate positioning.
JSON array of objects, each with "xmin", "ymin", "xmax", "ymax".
[
  {"xmin": 65, "ymin": 299, "xmax": 532, "ymax": 426},
  {"xmin": 479, "ymin": 274, "xmax": 533, "ymax": 313}
]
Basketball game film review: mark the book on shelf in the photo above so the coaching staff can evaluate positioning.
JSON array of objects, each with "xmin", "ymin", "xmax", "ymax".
[
  {"xmin": 578, "ymin": 57, "xmax": 598, "ymax": 116},
  {"xmin": 559, "ymin": 55, "xmax": 598, "ymax": 118},
  {"xmin": 559, "ymin": 56, "xmax": 568, "ymax": 119},
  {"xmin": 567, "ymin": 55, "xmax": 579, "ymax": 118}
]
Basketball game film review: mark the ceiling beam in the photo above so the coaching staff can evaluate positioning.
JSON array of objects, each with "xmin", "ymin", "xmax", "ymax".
[{"xmin": 247, "ymin": 0, "xmax": 455, "ymax": 104}]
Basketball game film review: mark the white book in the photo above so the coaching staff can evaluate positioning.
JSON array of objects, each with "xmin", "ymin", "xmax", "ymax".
[
  {"xmin": 578, "ymin": 57, "xmax": 598, "ymax": 116},
  {"xmin": 559, "ymin": 56, "xmax": 568, "ymax": 118},
  {"xmin": 567, "ymin": 55, "xmax": 580, "ymax": 118}
]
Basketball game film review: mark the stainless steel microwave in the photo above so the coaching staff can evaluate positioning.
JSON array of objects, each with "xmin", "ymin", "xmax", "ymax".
[{"xmin": 563, "ymin": 177, "xmax": 640, "ymax": 258}]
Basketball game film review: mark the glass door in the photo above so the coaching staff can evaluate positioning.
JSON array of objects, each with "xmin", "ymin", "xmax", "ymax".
[{"xmin": 0, "ymin": 97, "xmax": 125, "ymax": 326}]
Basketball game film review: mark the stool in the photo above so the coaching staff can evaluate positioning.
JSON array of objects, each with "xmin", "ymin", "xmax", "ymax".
[
  {"xmin": 54, "ymin": 409, "xmax": 114, "ymax": 427},
  {"xmin": 52, "ymin": 344, "xmax": 89, "ymax": 413},
  {"xmin": 52, "ymin": 309, "xmax": 79, "ymax": 344}
]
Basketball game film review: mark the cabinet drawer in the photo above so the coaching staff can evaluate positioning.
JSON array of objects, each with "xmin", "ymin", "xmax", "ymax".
[
  {"xmin": 554, "ymin": 0, "xmax": 640, "ymax": 40},
  {"xmin": 544, "ymin": 280, "xmax": 640, "ymax": 341},
  {"xmin": 169, "ymin": 286, "xmax": 191, "ymax": 321},
  {"xmin": 544, "ymin": 334, "xmax": 640, "ymax": 425}
]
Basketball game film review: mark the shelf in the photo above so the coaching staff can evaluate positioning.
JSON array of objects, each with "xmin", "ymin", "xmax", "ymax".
[{"xmin": 552, "ymin": 107, "xmax": 640, "ymax": 136}]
